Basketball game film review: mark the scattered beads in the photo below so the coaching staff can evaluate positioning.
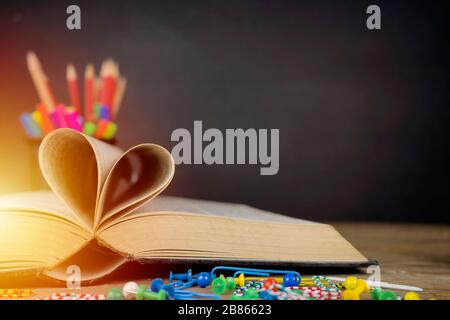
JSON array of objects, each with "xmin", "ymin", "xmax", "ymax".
[
  {"xmin": 312, "ymin": 275, "xmax": 339, "ymax": 291},
  {"xmin": 233, "ymin": 280, "xmax": 263, "ymax": 295},
  {"xmin": 0, "ymin": 288, "xmax": 34, "ymax": 298},
  {"xmin": 42, "ymin": 293, "xmax": 106, "ymax": 300},
  {"xmin": 261, "ymin": 284, "xmax": 341, "ymax": 300}
]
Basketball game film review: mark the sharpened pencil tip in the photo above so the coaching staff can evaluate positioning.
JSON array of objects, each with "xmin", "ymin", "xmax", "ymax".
[
  {"xmin": 66, "ymin": 64, "xmax": 77, "ymax": 80},
  {"xmin": 85, "ymin": 64, "xmax": 95, "ymax": 78}
]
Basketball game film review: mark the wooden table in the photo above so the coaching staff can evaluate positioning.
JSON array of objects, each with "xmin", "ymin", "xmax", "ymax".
[
  {"xmin": 2, "ymin": 223, "xmax": 449, "ymax": 300},
  {"xmin": 333, "ymin": 223, "xmax": 450, "ymax": 300}
]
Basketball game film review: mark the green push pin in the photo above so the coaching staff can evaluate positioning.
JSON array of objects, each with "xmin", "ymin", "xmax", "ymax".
[
  {"xmin": 225, "ymin": 277, "xmax": 236, "ymax": 291},
  {"xmin": 136, "ymin": 285, "xmax": 148, "ymax": 300},
  {"xmin": 231, "ymin": 294, "xmax": 244, "ymax": 300},
  {"xmin": 243, "ymin": 288, "xmax": 259, "ymax": 300},
  {"xmin": 136, "ymin": 285, "xmax": 167, "ymax": 300},
  {"xmin": 380, "ymin": 290, "xmax": 397, "ymax": 300},
  {"xmin": 212, "ymin": 276, "xmax": 236, "ymax": 295},
  {"xmin": 212, "ymin": 277, "xmax": 226, "ymax": 295},
  {"xmin": 370, "ymin": 287, "xmax": 383, "ymax": 300},
  {"xmin": 107, "ymin": 288, "xmax": 124, "ymax": 300}
]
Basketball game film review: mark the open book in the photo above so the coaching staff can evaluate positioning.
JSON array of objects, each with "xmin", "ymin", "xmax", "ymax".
[{"xmin": 0, "ymin": 129, "xmax": 369, "ymax": 282}]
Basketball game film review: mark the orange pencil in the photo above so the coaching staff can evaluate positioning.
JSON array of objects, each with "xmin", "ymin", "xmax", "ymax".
[
  {"xmin": 84, "ymin": 64, "xmax": 95, "ymax": 120},
  {"xmin": 66, "ymin": 64, "xmax": 81, "ymax": 113},
  {"xmin": 26, "ymin": 52, "xmax": 55, "ymax": 112},
  {"xmin": 36, "ymin": 103, "xmax": 54, "ymax": 133}
]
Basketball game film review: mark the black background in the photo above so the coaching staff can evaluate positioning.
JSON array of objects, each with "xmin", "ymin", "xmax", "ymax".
[{"xmin": 0, "ymin": 0, "xmax": 448, "ymax": 222}]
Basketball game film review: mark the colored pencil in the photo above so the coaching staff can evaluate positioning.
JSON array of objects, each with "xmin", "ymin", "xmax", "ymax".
[
  {"xmin": 52, "ymin": 104, "xmax": 68, "ymax": 128},
  {"xmin": 66, "ymin": 64, "xmax": 81, "ymax": 113},
  {"xmin": 84, "ymin": 64, "xmax": 95, "ymax": 120},
  {"xmin": 100, "ymin": 59, "xmax": 117, "ymax": 110},
  {"xmin": 36, "ymin": 103, "xmax": 55, "ymax": 133},
  {"xmin": 31, "ymin": 110, "xmax": 44, "ymax": 132},
  {"xmin": 65, "ymin": 107, "xmax": 82, "ymax": 131},
  {"xmin": 94, "ymin": 120, "xmax": 109, "ymax": 139},
  {"xmin": 94, "ymin": 77, "xmax": 102, "ymax": 106},
  {"xmin": 103, "ymin": 122, "xmax": 118, "ymax": 140},
  {"xmin": 20, "ymin": 113, "xmax": 43, "ymax": 138},
  {"xmin": 26, "ymin": 52, "xmax": 55, "ymax": 112}
]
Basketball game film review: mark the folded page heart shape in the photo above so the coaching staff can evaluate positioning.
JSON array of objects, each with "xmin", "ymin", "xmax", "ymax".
[{"xmin": 39, "ymin": 129, "xmax": 175, "ymax": 233}]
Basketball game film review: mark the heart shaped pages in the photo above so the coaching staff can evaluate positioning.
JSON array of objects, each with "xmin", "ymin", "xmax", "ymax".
[{"xmin": 39, "ymin": 129, "xmax": 175, "ymax": 233}]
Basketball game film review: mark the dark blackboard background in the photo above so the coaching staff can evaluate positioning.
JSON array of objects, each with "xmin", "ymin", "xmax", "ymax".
[{"xmin": 0, "ymin": 0, "xmax": 448, "ymax": 222}]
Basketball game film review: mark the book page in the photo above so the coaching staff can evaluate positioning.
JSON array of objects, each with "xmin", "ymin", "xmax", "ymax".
[
  {"xmin": 0, "ymin": 190, "xmax": 82, "ymax": 227},
  {"xmin": 95, "ymin": 144, "xmax": 175, "ymax": 231},
  {"xmin": 98, "ymin": 213, "xmax": 367, "ymax": 264},
  {"xmin": 0, "ymin": 209, "xmax": 91, "ymax": 273},
  {"xmin": 39, "ymin": 129, "xmax": 124, "ymax": 231},
  {"xmin": 131, "ymin": 196, "xmax": 317, "ymax": 224},
  {"xmin": 38, "ymin": 129, "xmax": 175, "ymax": 233}
]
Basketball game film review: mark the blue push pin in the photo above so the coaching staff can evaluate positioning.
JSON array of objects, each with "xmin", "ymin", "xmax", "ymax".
[
  {"xmin": 196, "ymin": 272, "xmax": 212, "ymax": 288},
  {"xmin": 170, "ymin": 269, "xmax": 193, "ymax": 283},
  {"xmin": 283, "ymin": 272, "xmax": 301, "ymax": 287},
  {"xmin": 150, "ymin": 278, "xmax": 165, "ymax": 292}
]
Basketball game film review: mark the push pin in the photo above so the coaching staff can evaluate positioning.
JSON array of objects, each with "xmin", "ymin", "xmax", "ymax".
[
  {"xmin": 122, "ymin": 281, "xmax": 139, "ymax": 299},
  {"xmin": 136, "ymin": 285, "xmax": 167, "ymax": 300},
  {"xmin": 196, "ymin": 272, "xmax": 212, "ymax": 288},
  {"xmin": 170, "ymin": 269, "xmax": 193, "ymax": 283},
  {"xmin": 211, "ymin": 276, "xmax": 236, "ymax": 295},
  {"xmin": 283, "ymin": 272, "xmax": 301, "ymax": 287},
  {"xmin": 342, "ymin": 277, "xmax": 370, "ymax": 300},
  {"xmin": 150, "ymin": 278, "xmax": 165, "ymax": 292},
  {"xmin": 234, "ymin": 273, "xmax": 245, "ymax": 287}
]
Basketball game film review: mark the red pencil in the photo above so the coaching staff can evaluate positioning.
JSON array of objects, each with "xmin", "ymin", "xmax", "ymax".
[
  {"xmin": 84, "ymin": 64, "xmax": 95, "ymax": 120},
  {"xmin": 66, "ymin": 64, "xmax": 81, "ymax": 113},
  {"xmin": 100, "ymin": 59, "xmax": 117, "ymax": 110}
]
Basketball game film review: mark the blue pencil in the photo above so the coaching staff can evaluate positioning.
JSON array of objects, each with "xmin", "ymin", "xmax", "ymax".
[{"xmin": 20, "ymin": 113, "xmax": 43, "ymax": 138}]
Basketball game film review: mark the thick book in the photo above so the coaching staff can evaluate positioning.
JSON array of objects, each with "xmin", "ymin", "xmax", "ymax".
[{"xmin": 0, "ymin": 129, "xmax": 369, "ymax": 282}]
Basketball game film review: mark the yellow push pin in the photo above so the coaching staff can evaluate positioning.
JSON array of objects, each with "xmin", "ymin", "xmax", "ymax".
[
  {"xmin": 404, "ymin": 291, "xmax": 420, "ymax": 300},
  {"xmin": 354, "ymin": 279, "xmax": 370, "ymax": 295},
  {"xmin": 342, "ymin": 289, "xmax": 360, "ymax": 300},
  {"xmin": 234, "ymin": 273, "xmax": 246, "ymax": 287},
  {"xmin": 343, "ymin": 276, "xmax": 359, "ymax": 290}
]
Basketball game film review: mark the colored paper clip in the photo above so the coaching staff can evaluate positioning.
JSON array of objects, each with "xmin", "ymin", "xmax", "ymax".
[{"xmin": 210, "ymin": 266, "xmax": 301, "ymax": 280}]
